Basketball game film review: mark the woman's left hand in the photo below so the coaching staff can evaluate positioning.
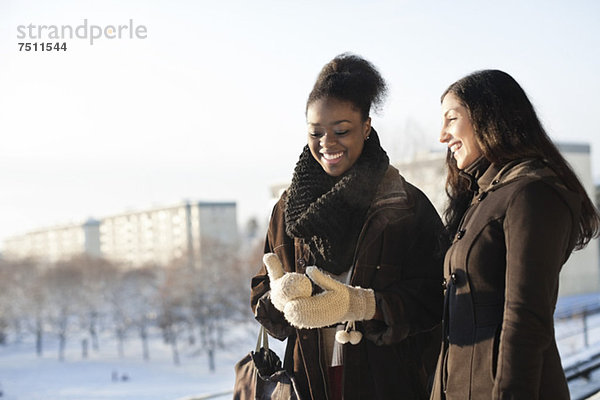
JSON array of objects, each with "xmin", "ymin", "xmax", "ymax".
[{"xmin": 282, "ymin": 267, "xmax": 376, "ymax": 329}]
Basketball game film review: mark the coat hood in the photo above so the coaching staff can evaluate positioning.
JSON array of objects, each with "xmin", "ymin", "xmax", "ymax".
[{"xmin": 476, "ymin": 158, "xmax": 581, "ymax": 215}]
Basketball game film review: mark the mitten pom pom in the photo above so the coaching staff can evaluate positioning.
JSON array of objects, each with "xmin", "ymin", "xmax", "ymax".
[
  {"xmin": 335, "ymin": 330, "xmax": 351, "ymax": 344},
  {"xmin": 349, "ymin": 330, "xmax": 362, "ymax": 344}
]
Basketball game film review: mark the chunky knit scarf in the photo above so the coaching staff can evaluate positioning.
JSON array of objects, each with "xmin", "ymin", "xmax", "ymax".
[{"xmin": 284, "ymin": 128, "xmax": 389, "ymax": 274}]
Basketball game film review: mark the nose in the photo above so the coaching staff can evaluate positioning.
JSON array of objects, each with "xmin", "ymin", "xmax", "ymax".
[
  {"xmin": 320, "ymin": 132, "xmax": 336, "ymax": 148},
  {"xmin": 439, "ymin": 127, "xmax": 451, "ymax": 144}
]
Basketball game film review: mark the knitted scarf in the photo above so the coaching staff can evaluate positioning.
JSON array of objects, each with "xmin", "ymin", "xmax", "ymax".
[{"xmin": 284, "ymin": 128, "xmax": 389, "ymax": 274}]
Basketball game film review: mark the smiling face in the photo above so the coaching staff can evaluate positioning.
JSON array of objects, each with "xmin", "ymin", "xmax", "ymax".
[
  {"xmin": 306, "ymin": 97, "xmax": 371, "ymax": 177},
  {"xmin": 440, "ymin": 92, "xmax": 483, "ymax": 169}
]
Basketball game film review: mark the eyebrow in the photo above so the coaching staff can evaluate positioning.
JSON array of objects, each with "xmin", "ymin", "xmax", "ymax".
[
  {"xmin": 308, "ymin": 119, "xmax": 352, "ymax": 126},
  {"xmin": 443, "ymin": 109, "xmax": 458, "ymax": 117}
]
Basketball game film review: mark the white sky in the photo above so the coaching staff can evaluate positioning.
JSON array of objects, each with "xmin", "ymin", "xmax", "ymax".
[{"xmin": 1, "ymin": 0, "xmax": 599, "ymax": 246}]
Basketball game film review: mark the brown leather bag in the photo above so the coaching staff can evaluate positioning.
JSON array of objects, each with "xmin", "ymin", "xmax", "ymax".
[{"xmin": 233, "ymin": 326, "xmax": 301, "ymax": 400}]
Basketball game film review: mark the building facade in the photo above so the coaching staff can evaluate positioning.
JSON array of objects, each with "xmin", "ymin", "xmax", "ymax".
[
  {"xmin": 3, "ymin": 219, "xmax": 101, "ymax": 263},
  {"xmin": 100, "ymin": 201, "xmax": 237, "ymax": 268},
  {"xmin": 3, "ymin": 201, "xmax": 238, "ymax": 269},
  {"xmin": 554, "ymin": 144, "xmax": 600, "ymax": 296},
  {"xmin": 395, "ymin": 143, "xmax": 600, "ymax": 297}
]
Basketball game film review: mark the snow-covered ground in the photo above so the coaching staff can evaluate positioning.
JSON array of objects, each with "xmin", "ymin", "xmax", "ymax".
[
  {"xmin": 0, "ymin": 323, "xmax": 287, "ymax": 400},
  {"xmin": 0, "ymin": 314, "xmax": 598, "ymax": 400},
  {"xmin": 557, "ymin": 311, "xmax": 600, "ymax": 360}
]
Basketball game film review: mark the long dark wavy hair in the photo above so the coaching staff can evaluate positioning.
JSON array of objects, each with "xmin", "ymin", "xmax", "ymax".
[{"xmin": 443, "ymin": 69, "xmax": 599, "ymax": 249}]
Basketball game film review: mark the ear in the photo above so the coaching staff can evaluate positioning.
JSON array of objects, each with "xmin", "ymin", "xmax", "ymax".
[{"xmin": 363, "ymin": 117, "xmax": 372, "ymax": 139}]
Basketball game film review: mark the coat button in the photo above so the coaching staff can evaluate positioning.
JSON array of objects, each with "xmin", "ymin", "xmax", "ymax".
[
  {"xmin": 456, "ymin": 229, "xmax": 466, "ymax": 239},
  {"xmin": 297, "ymin": 258, "xmax": 306, "ymax": 267},
  {"xmin": 451, "ymin": 273, "xmax": 457, "ymax": 284},
  {"xmin": 442, "ymin": 278, "xmax": 447, "ymax": 290},
  {"xmin": 492, "ymin": 179, "xmax": 499, "ymax": 185},
  {"xmin": 478, "ymin": 192, "xmax": 488, "ymax": 201}
]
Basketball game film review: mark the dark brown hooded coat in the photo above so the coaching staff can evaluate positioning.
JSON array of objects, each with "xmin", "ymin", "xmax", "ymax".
[
  {"xmin": 431, "ymin": 158, "xmax": 581, "ymax": 400},
  {"xmin": 251, "ymin": 166, "xmax": 446, "ymax": 400}
]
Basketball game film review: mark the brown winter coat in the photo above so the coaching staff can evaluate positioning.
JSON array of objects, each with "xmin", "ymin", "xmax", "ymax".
[
  {"xmin": 430, "ymin": 159, "xmax": 581, "ymax": 400},
  {"xmin": 251, "ymin": 166, "xmax": 446, "ymax": 400}
]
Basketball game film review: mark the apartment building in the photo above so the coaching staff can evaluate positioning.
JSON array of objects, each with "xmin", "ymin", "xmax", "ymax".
[
  {"xmin": 100, "ymin": 201, "xmax": 237, "ymax": 268},
  {"xmin": 3, "ymin": 201, "xmax": 237, "ymax": 269},
  {"xmin": 395, "ymin": 142, "xmax": 600, "ymax": 296},
  {"xmin": 2, "ymin": 219, "xmax": 101, "ymax": 263}
]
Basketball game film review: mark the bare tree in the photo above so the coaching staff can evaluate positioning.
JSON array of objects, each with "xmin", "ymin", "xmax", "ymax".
[
  {"xmin": 189, "ymin": 235, "xmax": 256, "ymax": 372},
  {"xmin": 24, "ymin": 263, "xmax": 47, "ymax": 357},
  {"xmin": 77, "ymin": 256, "xmax": 120, "ymax": 353},
  {"xmin": 234, "ymin": 232, "xmax": 265, "ymax": 321},
  {"xmin": 156, "ymin": 262, "xmax": 189, "ymax": 366},
  {"xmin": 105, "ymin": 267, "xmax": 132, "ymax": 358},
  {"xmin": 44, "ymin": 260, "xmax": 85, "ymax": 361},
  {"xmin": 0, "ymin": 259, "xmax": 48, "ymax": 355},
  {"xmin": 0, "ymin": 259, "xmax": 23, "ymax": 345},
  {"xmin": 119, "ymin": 265, "xmax": 159, "ymax": 361}
]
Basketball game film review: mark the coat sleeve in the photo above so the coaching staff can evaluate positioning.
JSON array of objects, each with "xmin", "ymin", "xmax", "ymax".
[
  {"xmin": 363, "ymin": 194, "xmax": 447, "ymax": 346},
  {"xmin": 250, "ymin": 198, "xmax": 295, "ymax": 341},
  {"xmin": 493, "ymin": 180, "xmax": 574, "ymax": 399}
]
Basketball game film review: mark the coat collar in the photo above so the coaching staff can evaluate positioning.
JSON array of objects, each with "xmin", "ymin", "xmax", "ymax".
[
  {"xmin": 368, "ymin": 165, "xmax": 413, "ymax": 214},
  {"xmin": 459, "ymin": 156, "xmax": 492, "ymax": 192},
  {"xmin": 477, "ymin": 158, "xmax": 560, "ymax": 194}
]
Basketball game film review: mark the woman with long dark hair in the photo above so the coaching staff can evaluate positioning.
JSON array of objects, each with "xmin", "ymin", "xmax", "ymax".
[
  {"xmin": 431, "ymin": 69, "xmax": 600, "ymax": 399},
  {"xmin": 251, "ymin": 53, "xmax": 446, "ymax": 400}
]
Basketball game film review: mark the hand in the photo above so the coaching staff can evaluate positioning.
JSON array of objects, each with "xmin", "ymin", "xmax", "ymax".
[
  {"xmin": 282, "ymin": 266, "xmax": 376, "ymax": 329},
  {"xmin": 263, "ymin": 253, "xmax": 312, "ymax": 313}
]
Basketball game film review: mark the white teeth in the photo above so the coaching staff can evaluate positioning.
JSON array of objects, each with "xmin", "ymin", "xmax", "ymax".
[
  {"xmin": 322, "ymin": 152, "xmax": 343, "ymax": 160},
  {"xmin": 450, "ymin": 143, "xmax": 461, "ymax": 154}
]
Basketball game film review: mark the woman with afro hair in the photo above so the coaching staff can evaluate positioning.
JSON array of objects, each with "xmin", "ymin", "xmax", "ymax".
[{"xmin": 251, "ymin": 53, "xmax": 447, "ymax": 400}]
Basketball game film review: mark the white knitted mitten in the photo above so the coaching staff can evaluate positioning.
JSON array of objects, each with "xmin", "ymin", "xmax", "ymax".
[
  {"xmin": 282, "ymin": 266, "xmax": 376, "ymax": 329},
  {"xmin": 263, "ymin": 253, "xmax": 312, "ymax": 312}
]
